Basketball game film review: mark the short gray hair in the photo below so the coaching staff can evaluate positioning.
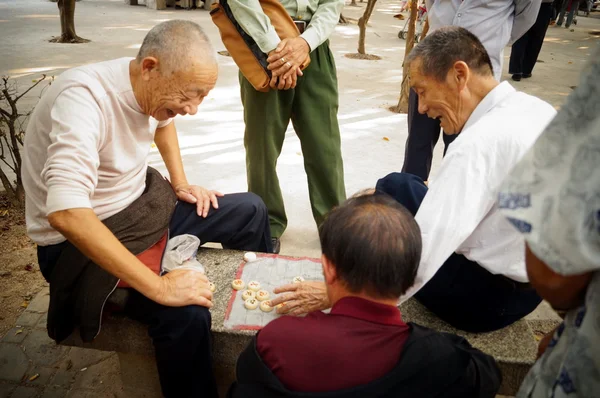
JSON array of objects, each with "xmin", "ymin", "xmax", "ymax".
[
  {"xmin": 407, "ymin": 26, "xmax": 494, "ymax": 81},
  {"xmin": 137, "ymin": 20, "xmax": 216, "ymax": 75}
]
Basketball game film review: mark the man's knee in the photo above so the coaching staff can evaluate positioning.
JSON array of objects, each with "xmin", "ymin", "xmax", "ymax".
[
  {"xmin": 167, "ymin": 305, "xmax": 211, "ymax": 335},
  {"xmin": 233, "ymin": 192, "xmax": 268, "ymax": 219},
  {"xmin": 375, "ymin": 172, "xmax": 427, "ymax": 215}
]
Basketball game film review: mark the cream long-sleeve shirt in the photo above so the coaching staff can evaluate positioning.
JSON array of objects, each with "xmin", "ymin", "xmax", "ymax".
[
  {"xmin": 22, "ymin": 57, "xmax": 172, "ymax": 246},
  {"xmin": 401, "ymin": 82, "xmax": 556, "ymax": 302}
]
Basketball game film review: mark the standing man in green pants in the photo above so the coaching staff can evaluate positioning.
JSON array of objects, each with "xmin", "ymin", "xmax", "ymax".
[{"xmin": 228, "ymin": 0, "xmax": 346, "ymax": 253}]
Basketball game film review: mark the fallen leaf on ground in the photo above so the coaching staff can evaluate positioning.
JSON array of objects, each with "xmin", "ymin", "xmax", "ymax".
[
  {"xmin": 0, "ymin": 210, "xmax": 8, "ymax": 217},
  {"xmin": 568, "ymin": 61, "xmax": 573, "ymax": 64},
  {"xmin": 81, "ymin": 367, "xmax": 88, "ymax": 372},
  {"xmin": 29, "ymin": 374, "xmax": 40, "ymax": 381},
  {"xmin": 21, "ymin": 302, "xmax": 29, "ymax": 308},
  {"xmin": 383, "ymin": 137, "xmax": 390, "ymax": 141},
  {"xmin": 24, "ymin": 264, "xmax": 33, "ymax": 271},
  {"xmin": 15, "ymin": 329, "xmax": 23, "ymax": 335}
]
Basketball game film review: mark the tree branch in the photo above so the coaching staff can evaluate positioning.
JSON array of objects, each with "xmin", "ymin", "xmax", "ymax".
[{"xmin": 15, "ymin": 75, "xmax": 47, "ymax": 103}]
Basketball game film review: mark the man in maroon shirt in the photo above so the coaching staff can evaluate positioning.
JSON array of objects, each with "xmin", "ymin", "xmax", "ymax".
[{"xmin": 228, "ymin": 193, "xmax": 501, "ymax": 398}]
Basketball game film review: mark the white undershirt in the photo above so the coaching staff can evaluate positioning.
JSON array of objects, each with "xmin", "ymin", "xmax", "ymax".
[
  {"xmin": 22, "ymin": 58, "xmax": 172, "ymax": 246},
  {"xmin": 400, "ymin": 82, "xmax": 557, "ymax": 302}
]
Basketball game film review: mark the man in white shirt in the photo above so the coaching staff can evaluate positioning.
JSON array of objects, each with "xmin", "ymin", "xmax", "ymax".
[
  {"xmin": 377, "ymin": 27, "xmax": 555, "ymax": 332},
  {"xmin": 401, "ymin": 0, "xmax": 542, "ymax": 182},
  {"xmin": 272, "ymin": 27, "xmax": 555, "ymax": 333},
  {"xmin": 22, "ymin": 20, "xmax": 272, "ymax": 397}
]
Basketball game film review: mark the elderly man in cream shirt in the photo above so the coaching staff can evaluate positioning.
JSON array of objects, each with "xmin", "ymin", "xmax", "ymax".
[
  {"xmin": 22, "ymin": 20, "xmax": 272, "ymax": 398},
  {"xmin": 272, "ymin": 27, "xmax": 556, "ymax": 334}
]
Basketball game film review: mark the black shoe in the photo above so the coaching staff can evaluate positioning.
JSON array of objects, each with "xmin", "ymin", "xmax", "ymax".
[
  {"xmin": 511, "ymin": 74, "xmax": 522, "ymax": 81},
  {"xmin": 523, "ymin": 74, "xmax": 532, "ymax": 79},
  {"xmin": 271, "ymin": 238, "xmax": 281, "ymax": 254}
]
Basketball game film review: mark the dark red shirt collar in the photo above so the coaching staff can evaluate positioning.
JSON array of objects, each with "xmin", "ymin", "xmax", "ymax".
[{"xmin": 329, "ymin": 296, "xmax": 405, "ymax": 326}]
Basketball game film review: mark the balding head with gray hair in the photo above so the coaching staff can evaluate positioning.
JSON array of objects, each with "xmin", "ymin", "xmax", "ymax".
[
  {"xmin": 137, "ymin": 20, "xmax": 217, "ymax": 76},
  {"xmin": 407, "ymin": 26, "xmax": 494, "ymax": 81}
]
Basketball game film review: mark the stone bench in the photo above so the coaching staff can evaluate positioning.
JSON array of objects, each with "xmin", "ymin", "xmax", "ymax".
[{"xmin": 56, "ymin": 248, "xmax": 557, "ymax": 396}]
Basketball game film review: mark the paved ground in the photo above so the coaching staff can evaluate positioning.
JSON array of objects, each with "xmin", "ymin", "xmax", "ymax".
[{"xmin": 0, "ymin": 0, "xmax": 598, "ymax": 396}]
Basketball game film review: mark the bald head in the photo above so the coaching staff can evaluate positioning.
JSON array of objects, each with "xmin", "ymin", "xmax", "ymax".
[{"xmin": 137, "ymin": 20, "xmax": 217, "ymax": 76}]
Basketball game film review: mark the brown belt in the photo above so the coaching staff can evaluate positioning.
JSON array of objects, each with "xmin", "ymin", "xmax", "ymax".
[{"xmin": 294, "ymin": 20, "xmax": 307, "ymax": 34}]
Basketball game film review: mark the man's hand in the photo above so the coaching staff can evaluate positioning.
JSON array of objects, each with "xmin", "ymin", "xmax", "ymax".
[
  {"xmin": 270, "ymin": 281, "xmax": 330, "ymax": 316},
  {"xmin": 267, "ymin": 37, "xmax": 310, "ymax": 83},
  {"xmin": 269, "ymin": 74, "xmax": 297, "ymax": 90},
  {"xmin": 155, "ymin": 268, "xmax": 213, "ymax": 308},
  {"xmin": 174, "ymin": 183, "xmax": 224, "ymax": 218}
]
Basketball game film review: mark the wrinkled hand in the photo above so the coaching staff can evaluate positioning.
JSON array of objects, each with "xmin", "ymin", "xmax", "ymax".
[
  {"xmin": 174, "ymin": 184, "xmax": 224, "ymax": 218},
  {"xmin": 267, "ymin": 37, "xmax": 310, "ymax": 87},
  {"xmin": 270, "ymin": 281, "xmax": 330, "ymax": 316},
  {"xmin": 268, "ymin": 73, "xmax": 298, "ymax": 90},
  {"xmin": 154, "ymin": 268, "xmax": 213, "ymax": 308}
]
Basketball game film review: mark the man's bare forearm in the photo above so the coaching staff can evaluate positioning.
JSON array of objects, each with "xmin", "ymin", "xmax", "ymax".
[
  {"xmin": 154, "ymin": 122, "xmax": 188, "ymax": 188},
  {"xmin": 48, "ymin": 208, "xmax": 163, "ymax": 300}
]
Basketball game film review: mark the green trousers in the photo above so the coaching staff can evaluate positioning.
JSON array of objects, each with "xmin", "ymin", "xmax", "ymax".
[{"xmin": 240, "ymin": 42, "xmax": 346, "ymax": 238}]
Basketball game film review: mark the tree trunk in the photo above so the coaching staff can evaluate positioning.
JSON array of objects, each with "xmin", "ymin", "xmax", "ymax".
[
  {"xmin": 357, "ymin": 0, "xmax": 377, "ymax": 55},
  {"xmin": 351, "ymin": 0, "xmax": 357, "ymax": 5},
  {"xmin": 50, "ymin": 0, "xmax": 90, "ymax": 43},
  {"xmin": 0, "ymin": 165, "xmax": 20, "ymax": 208},
  {"xmin": 420, "ymin": 18, "xmax": 429, "ymax": 41},
  {"xmin": 395, "ymin": 0, "xmax": 418, "ymax": 113}
]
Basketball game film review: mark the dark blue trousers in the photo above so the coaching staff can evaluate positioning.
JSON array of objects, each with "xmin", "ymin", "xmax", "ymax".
[
  {"xmin": 509, "ymin": 3, "xmax": 553, "ymax": 76},
  {"xmin": 376, "ymin": 173, "xmax": 542, "ymax": 332},
  {"xmin": 38, "ymin": 192, "xmax": 272, "ymax": 397}
]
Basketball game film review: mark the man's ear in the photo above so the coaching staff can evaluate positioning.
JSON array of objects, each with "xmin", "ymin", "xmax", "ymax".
[
  {"xmin": 140, "ymin": 57, "xmax": 159, "ymax": 81},
  {"xmin": 452, "ymin": 61, "xmax": 470, "ymax": 91},
  {"xmin": 322, "ymin": 254, "xmax": 337, "ymax": 286}
]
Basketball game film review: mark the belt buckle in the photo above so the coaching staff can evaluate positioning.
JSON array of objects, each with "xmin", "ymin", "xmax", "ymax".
[{"xmin": 294, "ymin": 20, "xmax": 307, "ymax": 34}]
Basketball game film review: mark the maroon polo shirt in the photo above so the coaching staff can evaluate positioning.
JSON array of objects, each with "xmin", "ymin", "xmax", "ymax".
[{"xmin": 256, "ymin": 296, "xmax": 411, "ymax": 393}]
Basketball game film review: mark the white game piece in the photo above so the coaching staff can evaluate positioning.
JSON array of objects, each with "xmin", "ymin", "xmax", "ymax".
[
  {"xmin": 231, "ymin": 279, "xmax": 245, "ymax": 290},
  {"xmin": 241, "ymin": 290, "xmax": 256, "ymax": 301},
  {"xmin": 244, "ymin": 298, "xmax": 259, "ymax": 310},
  {"xmin": 244, "ymin": 252, "xmax": 258, "ymax": 262},
  {"xmin": 260, "ymin": 300, "xmax": 274, "ymax": 312},
  {"xmin": 292, "ymin": 276, "xmax": 305, "ymax": 284},
  {"xmin": 209, "ymin": 282, "xmax": 216, "ymax": 292},
  {"xmin": 256, "ymin": 290, "xmax": 270, "ymax": 301},
  {"xmin": 248, "ymin": 281, "xmax": 261, "ymax": 291}
]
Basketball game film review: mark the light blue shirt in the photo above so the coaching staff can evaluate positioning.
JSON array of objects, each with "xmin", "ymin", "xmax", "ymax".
[{"xmin": 425, "ymin": 0, "xmax": 542, "ymax": 80}]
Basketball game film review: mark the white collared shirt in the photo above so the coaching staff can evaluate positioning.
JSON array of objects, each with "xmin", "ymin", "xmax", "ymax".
[{"xmin": 400, "ymin": 82, "xmax": 556, "ymax": 302}]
